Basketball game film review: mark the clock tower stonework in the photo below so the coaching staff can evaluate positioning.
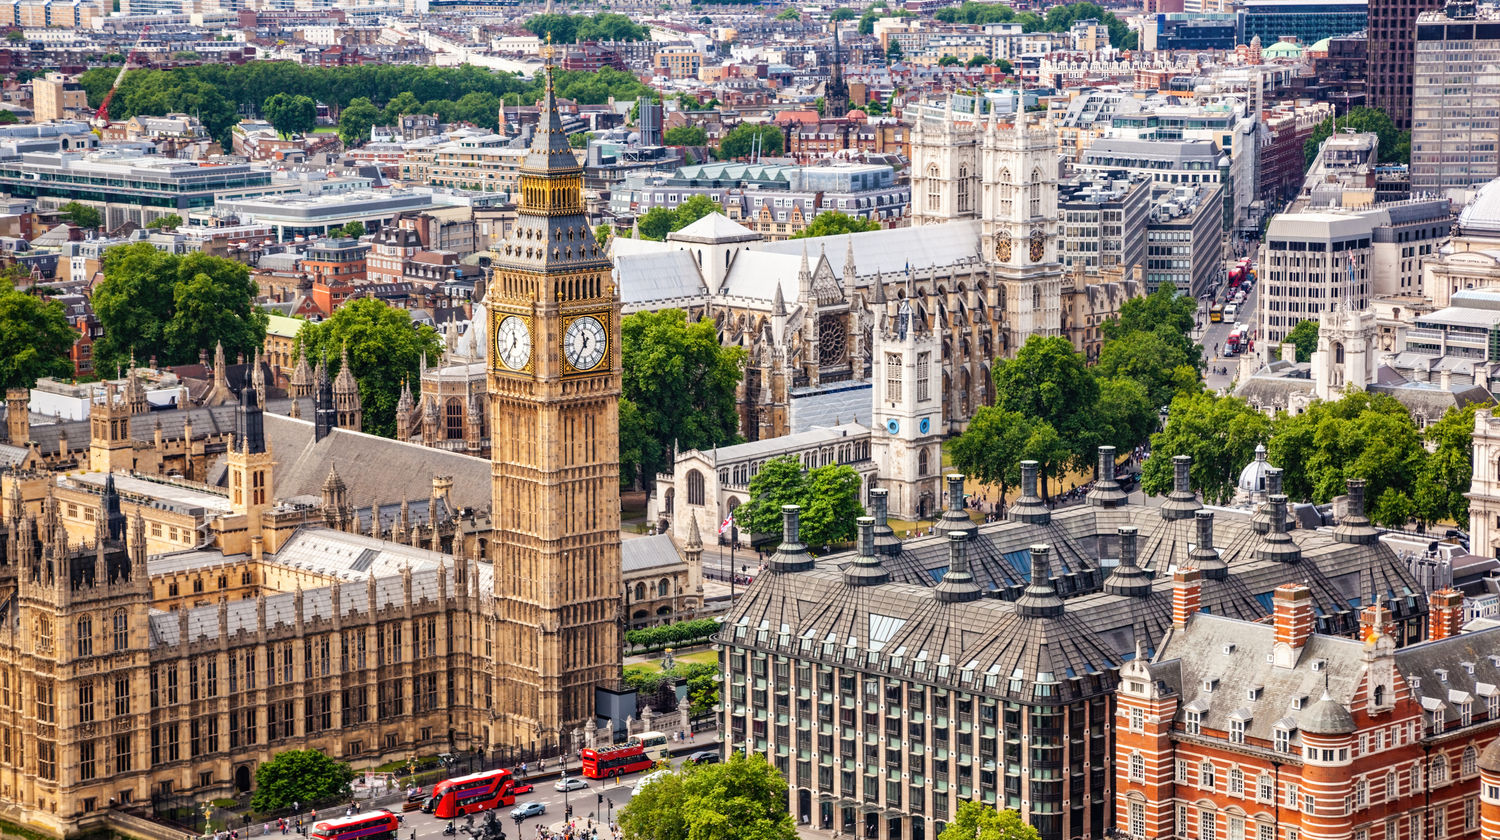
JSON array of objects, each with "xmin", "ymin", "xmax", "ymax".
[{"xmin": 486, "ymin": 65, "xmax": 622, "ymax": 748}]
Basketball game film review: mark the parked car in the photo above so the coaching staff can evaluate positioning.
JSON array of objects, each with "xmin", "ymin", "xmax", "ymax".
[
  {"xmin": 686, "ymin": 751, "xmax": 720, "ymax": 765},
  {"xmin": 512, "ymin": 782, "xmax": 534, "ymax": 795},
  {"xmin": 554, "ymin": 777, "xmax": 589, "ymax": 792},
  {"xmin": 511, "ymin": 802, "xmax": 546, "ymax": 819}
]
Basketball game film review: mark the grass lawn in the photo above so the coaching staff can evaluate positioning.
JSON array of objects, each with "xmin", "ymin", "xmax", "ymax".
[{"xmin": 626, "ymin": 648, "xmax": 717, "ymax": 674}]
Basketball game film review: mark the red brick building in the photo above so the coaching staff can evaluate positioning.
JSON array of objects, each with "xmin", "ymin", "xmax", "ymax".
[
  {"xmin": 304, "ymin": 238, "xmax": 368, "ymax": 316},
  {"xmin": 1116, "ymin": 567, "xmax": 1500, "ymax": 840}
]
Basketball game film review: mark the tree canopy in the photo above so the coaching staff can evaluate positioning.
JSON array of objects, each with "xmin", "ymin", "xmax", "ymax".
[
  {"xmin": 664, "ymin": 124, "xmax": 708, "ymax": 146},
  {"xmin": 933, "ymin": 1, "xmax": 1136, "ymax": 48},
  {"xmin": 91, "ymin": 243, "xmax": 267, "ymax": 375},
  {"xmin": 717, "ymin": 122, "xmax": 784, "ymax": 160},
  {"xmin": 1141, "ymin": 392, "xmax": 1272, "ymax": 505},
  {"xmin": 1304, "ymin": 106, "xmax": 1409, "ymax": 168},
  {"xmin": 618, "ymin": 752, "xmax": 796, "ymax": 840},
  {"xmin": 992, "ymin": 335, "xmax": 1099, "ymax": 459},
  {"xmin": 79, "ymin": 62, "xmax": 653, "ymax": 147},
  {"xmin": 937, "ymin": 802, "xmax": 1040, "ymax": 840},
  {"xmin": 789, "ymin": 211, "xmax": 881, "ymax": 239},
  {"xmin": 734, "ymin": 455, "xmax": 864, "ymax": 547},
  {"xmin": 145, "ymin": 214, "xmax": 183, "ymax": 231},
  {"xmin": 59, "ymin": 201, "xmax": 101, "ymax": 230},
  {"xmin": 524, "ymin": 12, "xmax": 649, "ymax": 43},
  {"xmin": 293, "ymin": 298, "xmax": 444, "ymax": 438},
  {"xmin": 621, "ymin": 308, "xmax": 745, "ymax": 486},
  {"xmin": 0, "ymin": 280, "xmax": 76, "ymax": 390},
  {"xmin": 337, "ymin": 97, "xmax": 381, "ymax": 147},
  {"xmin": 262, "ymin": 92, "xmax": 316, "ymax": 138},
  {"xmin": 250, "ymin": 750, "xmax": 355, "ymax": 813},
  {"xmin": 948, "ymin": 407, "xmax": 1044, "ymax": 503},
  {"xmin": 635, "ymin": 196, "xmax": 722, "ymax": 241},
  {"xmin": 1285, "ymin": 319, "xmax": 1319, "ymax": 363}
]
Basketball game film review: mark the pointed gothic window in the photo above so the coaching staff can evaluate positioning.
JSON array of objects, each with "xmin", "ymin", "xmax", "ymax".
[
  {"xmin": 957, "ymin": 165, "xmax": 971, "ymax": 214},
  {"xmin": 1029, "ymin": 168, "xmax": 1042, "ymax": 218},
  {"xmin": 998, "ymin": 169, "xmax": 1013, "ymax": 217},
  {"xmin": 926, "ymin": 165, "xmax": 941, "ymax": 212}
]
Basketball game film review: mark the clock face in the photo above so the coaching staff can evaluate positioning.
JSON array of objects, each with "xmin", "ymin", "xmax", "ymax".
[
  {"xmin": 996, "ymin": 235, "xmax": 1011, "ymax": 262},
  {"xmin": 564, "ymin": 315, "xmax": 608, "ymax": 371},
  {"xmin": 495, "ymin": 315, "xmax": 532, "ymax": 371},
  {"xmin": 1030, "ymin": 228, "xmax": 1045, "ymax": 263}
]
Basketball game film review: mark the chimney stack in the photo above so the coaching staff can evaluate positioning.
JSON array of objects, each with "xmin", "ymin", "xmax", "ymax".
[
  {"xmin": 767, "ymin": 505, "xmax": 814, "ymax": 573},
  {"xmin": 1333, "ymin": 478, "xmax": 1379, "ymax": 545},
  {"xmin": 1255, "ymin": 495, "xmax": 1302, "ymax": 564},
  {"xmin": 1008, "ymin": 460, "xmax": 1050, "ymax": 524},
  {"xmin": 933, "ymin": 531, "xmax": 983, "ymax": 603},
  {"xmin": 935, "ymin": 473, "xmax": 977, "ymax": 538},
  {"xmin": 1160, "ymin": 454, "xmax": 1201, "ymax": 520},
  {"xmin": 1171, "ymin": 568, "xmax": 1201, "ymax": 629},
  {"xmin": 1103, "ymin": 526, "xmax": 1152, "ymax": 597},
  {"xmin": 1359, "ymin": 599, "xmax": 1395, "ymax": 643},
  {"xmin": 1087, "ymin": 445, "xmax": 1128, "ymax": 507},
  {"xmin": 1189, "ymin": 510, "xmax": 1227, "ymax": 580},
  {"xmin": 1272, "ymin": 583, "xmax": 1314, "ymax": 667},
  {"xmin": 1428, "ymin": 588, "xmax": 1465, "ymax": 641},
  {"xmin": 868, "ymin": 488, "xmax": 902, "ymax": 556}
]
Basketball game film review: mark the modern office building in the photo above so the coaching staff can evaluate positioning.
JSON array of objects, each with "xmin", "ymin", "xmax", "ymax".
[
  {"xmin": 1237, "ymin": 0, "xmax": 1368, "ymax": 48},
  {"xmin": 1411, "ymin": 4, "xmax": 1500, "ymax": 193},
  {"xmin": 1146, "ymin": 183, "xmax": 1223, "ymax": 297},
  {"xmin": 1368, "ymin": 0, "xmax": 1442, "ymax": 130},
  {"xmin": 1058, "ymin": 172, "xmax": 1151, "ymax": 275},
  {"xmin": 0, "ymin": 150, "xmax": 279, "ymax": 230},
  {"xmin": 216, "ymin": 190, "xmax": 474, "ymax": 241},
  {"xmin": 30, "ymin": 73, "xmax": 87, "ymax": 123},
  {"xmin": 719, "ymin": 455, "xmax": 1428, "ymax": 840},
  {"xmin": 1140, "ymin": 13, "xmax": 1237, "ymax": 51}
]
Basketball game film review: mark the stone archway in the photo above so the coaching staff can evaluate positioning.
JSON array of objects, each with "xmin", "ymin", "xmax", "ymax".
[{"xmin": 235, "ymin": 765, "xmax": 252, "ymax": 793}]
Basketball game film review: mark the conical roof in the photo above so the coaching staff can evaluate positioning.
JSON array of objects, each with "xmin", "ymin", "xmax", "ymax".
[{"xmin": 524, "ymin": 66, "xmax": 582, "ymax": 173}]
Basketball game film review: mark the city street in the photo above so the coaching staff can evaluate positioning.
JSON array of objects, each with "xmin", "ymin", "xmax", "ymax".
[
  {"xmin": 1198, "ymin": 242, "xmax": 1261, "ymax": 393},
  {"xmin": 345, "ymin": 752, "xmax": 708, "ymax": 840}
]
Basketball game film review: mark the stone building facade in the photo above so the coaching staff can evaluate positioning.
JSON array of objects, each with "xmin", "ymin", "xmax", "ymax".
[{"xmin": 719, "ymin": 455, "xmax": 1430, "ymax": 840}]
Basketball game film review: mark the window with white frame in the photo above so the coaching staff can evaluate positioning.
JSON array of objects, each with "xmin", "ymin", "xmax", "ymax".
[
  {"xmin": 1200, "ymin": 762, "xmax": 1215, "ymax": 791},
  {"xmin": 1286, "ymin": 782, "xmax": 1299, "ymax": 808},
  {"xmin": 1200, "ymin": 809, "xmax": 1216, "ymax": 840},
  {"xmin": 1177, "ymin": 758, "xmax": 1189, "ymax": 783},
  {"xmin": 1274, "ymin": 726, "xmax": 1290, "ymax": 753},
  {"xmin": 1258, "ymin": 774, "xmax": 1274, "ymax": 802},
  {"xmin": 1186, "ymin": 710, "xmax": 1202, "ymax": 734},
  {"xmin": 1229, "ymin": 718, "xmax": 1245, "ymax": 744},
  {"xmin": 1229, "ymin": 767, "xmax": 1244, "ymax": 796},
  {"xmin": 1129, "ymin": 801, "xmax": 1145, "ymax": 840},
  {"xmin": 1354, "ymin": 778, "xmax": 1367, "ymax": 807},
  {"xmin": 1129, "ymin": 752, "xmax": 1144, "ymax": 782},
  {"xmin": 1130, "ymin": 706, "xmax": 1143, "ymax": 732}
]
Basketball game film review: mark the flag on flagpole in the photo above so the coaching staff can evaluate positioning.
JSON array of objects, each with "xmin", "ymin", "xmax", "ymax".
[{"xmin": 719, "ymin": 513, "xmax": 734, "ymax": 535}]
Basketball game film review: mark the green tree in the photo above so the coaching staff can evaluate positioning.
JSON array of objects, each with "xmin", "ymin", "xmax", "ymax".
[
  {"xmin": 1095, "ymin": 329, "xmax": 1200, "ymax": 409},
  {"xmin": 948, "ymin": 407, "xmax": 1035, "ymax": 502},
  {"xmin": 994, "ymin": 58, "xmax": 1013, "ymax": 73},
  {"xmin": 4, "ymin": 30, "xmax": 22, "ymax": 43},
  {"xmin": 1101, "ymin": 286, "xmax": 1199, "ymax": 360},
  {"xmin": 966, "ymin": 54, "xmax": 989, "ymax": 68},
  {"xmin": 664, "ymin": 124, "xmax": 708, "ymax": 146},
  {"xmin": 1303, "ymin": 106, "xmax": 1407, "ymax": 168},
  {"xmin": 830, "ymin": 8, "xmax": 856, "ymax": 20},
  {"xmin": 789, "ymin": 211, "xmax": 881, "ymax": 239},
  {"xmin": 636, "ymin": 207, "xmax": 676, "ymax": 241},
  {"xmin": 593, "ymin": 222, "xmax": 613, "ymax": 244},
  {"xmin": 937, "ymin": 801, "xmax": 1039, "ymax": 840},
  {"xmin": 1285, "ymin": 319, "xmax": 1319, "ymax": 363},
  {"xmin": 775, "ymin": 7, "xmax": 799, "ymax": 19},
  {"xmin": 1420, "ymin": 402, "xmax": 1483, "ymax": 526},
  {"xmin": 800, "ymin": 463, "xmax": 864, "ymax": 547},
  {"xmin": 59, "ymin": 202, "xmax": 101, "ymax": 230},
  {"xmin": 621, "ymin": 309, "xmax": 745, "ymax": 485},
  {"xmin": 1267, "ymin": 391, "xmax": 1424, "ymax": 519},
  {"xmin": 145, "ymin": 214, "xmax": 183, "ymax": 231},
  {"xmin": 337, "ymin": 97, "xmax": 380, "ymax": 147},
  {"xmin": 991, "ymin": 335, "xmax": 1099, "ymax": 468},
  {"xmin": 1092, "ymin": 376, "xmax": 1157, "ymax": 454},
  {"xmin": 250, "ymin": 750, "xmax": 355, "ymax": 813},
  {"xmin": 1141, "ymin": 391, "xmax": 1272, "ymax": 504},
  {"xmin": 938, "ymin": 54, "xmax": 960, "ymax": 67},
  {"xmin": 619, "ymin": 752, "xmax": 795, "ymax": 840},
  {"xmin": 293, "ymin": 298, "xmax": 444, "ymax": 438},
  {"xmin": 381, "ymin": 90, "xmax": 422, "ymax": 122},
  {"xmin": 718, "ymin": 122, "xmax": 784, "ymax": 159},
  {"xmin": 335, "ymin": 220, "xmax": 365, "ymax": 239},
  {"xmin": 568, "ymin": 131, "xmax": 594, "ymax": 149},
  {"xmin": 885, "ymin": 39, "xmax": 904, "ymax": 61},
  {"xmin": 0, "ymin": 282, "xmax": 76, "ymax": 390},
  {"xmin": 262, "ymin": 92, "xmax": 316, "ymax": 138},
  {"xmin": 733, "ymin": 456, "xmax": 806, "ymax": 540},
  {"xmin": 673, "ymin": 195, "xmax": 719, "ymax": 229},
  {"xmin": 92, "ymin": 243, "xmax": 266, "ymax": 374}
]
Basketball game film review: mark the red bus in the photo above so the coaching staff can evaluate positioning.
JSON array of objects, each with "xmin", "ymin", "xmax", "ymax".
[
  {"xmin": 580, "ymin": 744, "xmax": 654, "ymax": 780},
  {"xmin": 426, "ymin": 769, "xmax": 516, "ymax": 819},
  {"xmin": 310, "ymin": 812, "xmax": 400, "ymax": 840}
]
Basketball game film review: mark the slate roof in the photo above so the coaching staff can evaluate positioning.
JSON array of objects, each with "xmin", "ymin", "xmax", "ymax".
[{"xmin": 622, "ymin": 533, "xmax": 685, "ymax": 574}]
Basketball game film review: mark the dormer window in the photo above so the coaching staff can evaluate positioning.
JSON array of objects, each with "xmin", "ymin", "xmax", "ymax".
[
  {"xmin": 1274, "ymin": 726, "xmax": 1291, "ymax": 753},
  {"xmin": 1248, "ymin": 687, "xmax": 1263, "ymax": 701},
  {"xmin": 1436, "ymin": 669, "xmax": 1448, "ymax": 683},
  {"xmin": 1292, "ymin": 696, "xmax": 1307, "ymax": 710},
  {"xmin": 1203, "ymin": 678, "xmax": 1219, "ymax": 693},
  {"xmin": 1229, "ymin": 718, "xmax": 1246, "ymax": 744},
  {"xmin": 1311, "ymin": 659, "xmax": 1326, "ymax": 672},
  {"xmin": 1411, "ymin": 677, "xmax": 1422, "ymax": 691},
  {"xmin": 1186, "ymin": 710, "xmax": 1202, "ymax": 735},
  {"xmin": 1463, "ymin": 662, "xmax": 1475, "ymax": 675}
]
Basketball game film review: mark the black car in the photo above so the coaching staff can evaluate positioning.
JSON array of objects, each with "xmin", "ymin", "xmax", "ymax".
[{"xmin": 686, "ymin": 751, "xmax": 720, "ymax": 765}]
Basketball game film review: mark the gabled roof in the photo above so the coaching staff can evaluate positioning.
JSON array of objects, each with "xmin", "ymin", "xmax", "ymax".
[{"xmin": 667, "ymin": 211, "xmax": 760, "ymax": 244}]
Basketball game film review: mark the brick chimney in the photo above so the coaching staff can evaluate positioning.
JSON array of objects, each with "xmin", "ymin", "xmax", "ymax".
[
  {"xmin": 1359, "ymin": 600, "xmax": 1395, "ymax": 643},
  {"xmin": 1429, "ymin": 588, "xmax": 1465, "ymax": 641},
  {"xmin": 1272, "ymin": 583, "xmax": 1314, "ymax": 668},
  {"xmin": 1171, "ymin": 568, "xmax": 1201, "ymax": 629}
]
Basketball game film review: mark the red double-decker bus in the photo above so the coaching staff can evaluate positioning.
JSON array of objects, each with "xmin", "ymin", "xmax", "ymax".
[
  {"xmin": 580, "ymin": 744, "xmax": 653, "ymax": 780},
  {"xmin": 310, "ymin": 812, "xmax": 400, "ymax": 840},
  {"xmin": 426, "ymin": 768, "xmax": 516, "ymax": 819}
]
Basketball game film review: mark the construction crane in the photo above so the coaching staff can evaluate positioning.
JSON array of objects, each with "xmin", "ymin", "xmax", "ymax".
[{"xmin": 92, "ymin": 26, "xmax": 150, "ymax": 130}]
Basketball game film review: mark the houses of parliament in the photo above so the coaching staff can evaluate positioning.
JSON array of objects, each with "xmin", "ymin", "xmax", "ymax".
[{"xmin": 0, "ymin": 68, "xmax": 638, "ymax": 837}]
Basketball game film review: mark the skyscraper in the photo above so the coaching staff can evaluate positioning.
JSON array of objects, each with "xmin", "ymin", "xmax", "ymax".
[
  {"xmin": 1367, "ymin": 0, "xmax": 1442, "ymax": 130},
  {"xmin": 485, "ymin": 60, "xmax": 623, "ymax": 748},
  {"xmin": 1410, "ymin": 3, "xmax": 1500, "ymax": 191}
]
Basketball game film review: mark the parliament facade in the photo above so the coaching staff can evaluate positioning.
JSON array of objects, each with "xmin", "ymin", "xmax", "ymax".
[{"xmin": 0, "ymin": 66, "xmax": 629, "ymax": 837}]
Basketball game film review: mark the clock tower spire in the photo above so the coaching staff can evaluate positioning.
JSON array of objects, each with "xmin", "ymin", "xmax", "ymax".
[{"xmin": 485, "ymin": 58, "xmax": 621, "ymax": 750}]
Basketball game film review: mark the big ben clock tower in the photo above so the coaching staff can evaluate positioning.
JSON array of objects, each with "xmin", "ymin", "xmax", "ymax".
[{"xmin": 486, "ymin": 61, "xmax": 621, "ymax": 748}]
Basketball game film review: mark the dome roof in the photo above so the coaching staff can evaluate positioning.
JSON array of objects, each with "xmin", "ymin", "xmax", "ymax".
[
  {"xmin": 1238, "ymin": 444, "xmax": 1272, "ymax": 496},
  {"xmin": 1481, "ymin": 737, "xmax": 1500, "ymax": 774},
  {"xmin": 847, "ymin": 109, "xmax": 868, "ymax": 121},
  {"xmin": 1300, "ymin": 694, "xmax": 1356, "ymax": 735},
  {"xmin": 1458, "ymin": 177, "xmax": 1500, "ymax": 236}
]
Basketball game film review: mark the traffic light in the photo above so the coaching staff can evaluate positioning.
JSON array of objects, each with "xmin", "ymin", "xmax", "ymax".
[
  {"xmin": 565, "ymin": 806, "xmax": 573, "ymax": 820},
  {"xmin": 596, "ymin": 794, "xmax": 603, "ymax": 805}
]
